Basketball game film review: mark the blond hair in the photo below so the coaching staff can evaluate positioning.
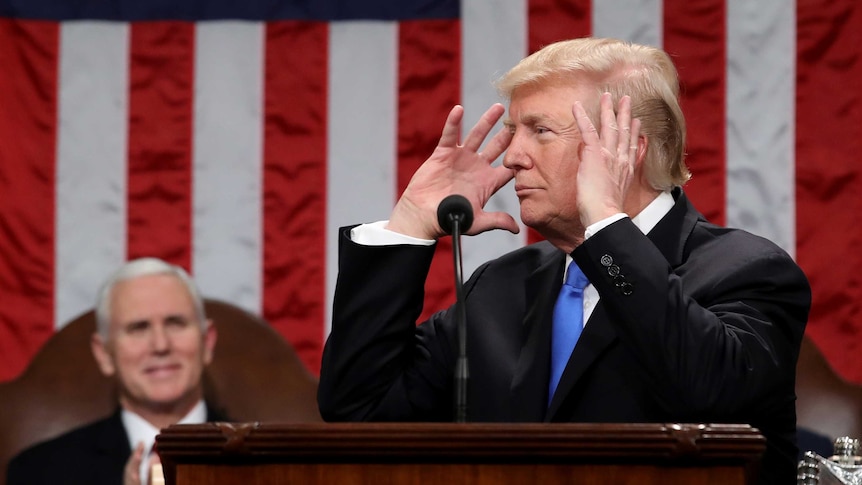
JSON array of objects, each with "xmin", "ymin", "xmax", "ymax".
[{"xmin": 496, "ymin": 37, "xmax": 690, "ymax": 190}]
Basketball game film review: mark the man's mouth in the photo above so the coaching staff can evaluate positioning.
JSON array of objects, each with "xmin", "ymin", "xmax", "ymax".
[{"xmin": 145, "ymin": 363, "xmax": 181, "ymax": 378}]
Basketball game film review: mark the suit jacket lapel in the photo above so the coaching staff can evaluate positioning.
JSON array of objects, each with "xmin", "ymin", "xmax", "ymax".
[
  {"xmin": 646, "ymin": 187, "xmax": 700, "ymax": 268},
  {"xmin": 546, "ymin": 303, "xmax": 619, "ymax": 419},
  {"xmin": 95, "ymin": 410, "xmax": 133, "ymax": 484},
  {"xmin": 206, "ymin": 403, "xmax": 230, "ymax": 422},
  {"xmin": 84, "ymin": 403, "xmax": 220, "ymax": 484},
  {"xmin": 545, "ymin": 189, "xmax": 700, "ymax": 420},
  {"xmin": 510, "ymin": 250, "xmax": 565, "ymax": 421}
]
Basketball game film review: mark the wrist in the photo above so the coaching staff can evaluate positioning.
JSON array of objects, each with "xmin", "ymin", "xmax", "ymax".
[
  {"xmin": 387, "ymin": 201, "xmax": 439, "ymax": 240},
  {"xmin": 584, "ymin": 212, "xmax": 627, "ymax": 239}
]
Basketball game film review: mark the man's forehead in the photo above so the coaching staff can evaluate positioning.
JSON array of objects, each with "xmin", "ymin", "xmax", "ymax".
[
  {"xmin": 115, "ymin": 310, "xmax": 195, "ymax": 323},
  {"xmin": 503, "ymin": 111, "xmax": 554, "ymax": 125},
  {"xmin": 503, "ymin": 95, "xmax": 577, "ymax": 128},
  {"xmin": 112, "ymin": 273, "xmax": 188, "ymax": 298},
  {"xmin": 109, "ymin": 275, "xmax": 197, "ymax": 317}
]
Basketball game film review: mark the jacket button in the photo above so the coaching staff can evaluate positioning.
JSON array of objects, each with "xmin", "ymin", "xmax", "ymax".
[
  {"xmin": 600, "ymin": 254, "xmax": 613, "ymax": 267},
  {"xmin": 620, "ymin": 282, "xmax": 634, "ymax": 296}
]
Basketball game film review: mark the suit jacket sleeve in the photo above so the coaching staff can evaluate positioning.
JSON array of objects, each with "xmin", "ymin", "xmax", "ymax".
[
  {"xmin": 318, "ymin": 225, "xmax": 458, "ymax": 422},
  {"xmin": 575, "ymin": 217, "xmax": 810, "ymax": 419}
]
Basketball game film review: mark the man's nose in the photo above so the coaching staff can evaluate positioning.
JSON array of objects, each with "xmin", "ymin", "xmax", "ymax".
[
  {"xmin": 502, "ymin": 132, "xmax": 530, "ymax": 170},
  {"xmin": 150, "ymin": 325, "xmax": 170, "ymax": 352}
]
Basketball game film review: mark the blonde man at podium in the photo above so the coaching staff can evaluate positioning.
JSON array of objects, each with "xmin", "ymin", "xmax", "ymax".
[
  {"xmin": 319, "ymin": 37, "xmax": 810, "ymax": 485},
  {"xmin": 7, "ymin": 258, "xmax": 225, "ymax": 485}
]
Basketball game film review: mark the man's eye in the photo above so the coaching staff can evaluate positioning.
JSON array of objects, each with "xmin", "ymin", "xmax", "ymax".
[
  {"xmin": 535, "ymin": 126, "xmax": 550, "ymax": 134},
  {"xmin": 166, "ymin": 317, "xmax": 190, "ymax": 328},
  {"xmin": 127, "ymin": 322, "xmax": 148, "ymax": 333}
]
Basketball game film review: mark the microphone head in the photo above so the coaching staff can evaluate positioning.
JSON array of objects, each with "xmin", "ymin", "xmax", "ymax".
[{"xmin": 437, "ymin": 194, "xmax": 474, "ymax": 234}]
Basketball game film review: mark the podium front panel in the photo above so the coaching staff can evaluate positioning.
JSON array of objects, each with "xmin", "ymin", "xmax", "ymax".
[{"xmin": 157, "ymin": 422, "xmax": 765, "ymax": 484}]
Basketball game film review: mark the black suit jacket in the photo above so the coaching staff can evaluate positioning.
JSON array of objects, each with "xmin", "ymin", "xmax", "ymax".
[
  {"xmin": 319, "ymin": 189, "xmax": 811, "ymax": 484},
  {"xmin": 6, "ymin": 405, "xmax": 227, "ymax": 485}
]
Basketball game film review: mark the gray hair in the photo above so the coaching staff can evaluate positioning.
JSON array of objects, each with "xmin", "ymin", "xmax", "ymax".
[
  {"xmin": 94, "ymin": 257, "xmax": 206, "ymax": 339},
  {"xmin": 495, "ymin": 37, "xmax": 690, "ymax": 191}
]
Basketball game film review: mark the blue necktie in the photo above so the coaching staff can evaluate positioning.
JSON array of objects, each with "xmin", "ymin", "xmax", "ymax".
[{"xmin": 548, "ymin": 260, "xmax": 589, "ymax": 401}]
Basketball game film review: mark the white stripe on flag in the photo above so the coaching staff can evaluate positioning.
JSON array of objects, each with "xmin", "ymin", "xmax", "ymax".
[
  {"xmin": 726, "ymin": 0, "xmax": 796, "ymax": 256},
  {"xmin": 193, "ymin": 21, "xmax": 265, "ymax": 314},
  {"xmin": 55, "ymin": 21, "xmax": 129, "ymax": 329},
  {"xmin": 326, "ymin": 21, "xmax": 398, "ymax": 335},
  {"xmin": 593, "ymin": 0, "xmax": 663, "ymax": 47},
  {"xmin": 461, "ymin": 0, "xmax": 528, "ymax": 276}
]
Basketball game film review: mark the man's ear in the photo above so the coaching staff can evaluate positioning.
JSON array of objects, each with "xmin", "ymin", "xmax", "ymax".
[
  {"xmin": 202, "ymin": 319, "xmax": 217, "ymax": 366},
  {"xmin": 634, "ymin": 135, "xmax": 648, "ymax": 167},
  {"xmin": 90, "ymin": 332, "xmax": 116, "ymax": 377}
]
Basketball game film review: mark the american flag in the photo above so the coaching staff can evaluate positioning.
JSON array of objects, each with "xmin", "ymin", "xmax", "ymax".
[{"xmin": 1, "ymin": 0, "xmax": 859, "ymax": 383}]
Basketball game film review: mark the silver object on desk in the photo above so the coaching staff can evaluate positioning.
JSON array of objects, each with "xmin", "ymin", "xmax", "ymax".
[{"xmin": 798, "ymin": 437, "xmax": 862, "ymax": 484}]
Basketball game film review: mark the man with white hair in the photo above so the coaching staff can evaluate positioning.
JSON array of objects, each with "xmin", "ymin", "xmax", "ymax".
[{"xmin": 8, "ymin": 257, "xmax": 221, "ymax": 485}]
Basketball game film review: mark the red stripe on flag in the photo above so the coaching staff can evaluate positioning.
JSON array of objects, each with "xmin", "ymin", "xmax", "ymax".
[
  {"xmin": 397, "ymin": 20, "xmax": 462, "ymax": 323},
  {"xmin": 526, "ymin": 0, "xmax": 591, "ymax": 245},
  {"xmin": 126, "ymin": 22, "xmax": 195, "ymax": 269},
  {"xmin": 528, "ymin": 0, "xmax": 591, "ymax": 51},
  {"xmin": 796, "ymin": 1, "xmax": 862, "ymax": 382},
  {"xmin": 0, "ymin": 20, "xmax": 58, "ymax": 382},
  {"xmin": 664, "ymin": 1, "xmax": 727, "ymax": 225},
  {"xmin": 263, "ymin": 21, "xmax": 328, "ymax": 375}
]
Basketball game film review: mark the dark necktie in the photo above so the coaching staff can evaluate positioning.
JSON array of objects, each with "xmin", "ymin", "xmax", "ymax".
[{"xmin": 548, "ymin": 260, "xmax": 589, "ymax": 401}]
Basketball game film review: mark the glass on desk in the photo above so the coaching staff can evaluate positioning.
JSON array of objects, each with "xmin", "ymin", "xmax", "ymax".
[{"xmin": 799, "ymin": 437, "xmax": 862, "ymax": 485}]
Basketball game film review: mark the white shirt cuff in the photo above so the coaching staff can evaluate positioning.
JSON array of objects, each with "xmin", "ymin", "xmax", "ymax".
[
  {"xmin": 350, "ymin": 221, "xmax": 436, "ymax": 246},
  {"xmin": 584, "ymin": 213, "xmax": 628, "ymax": 239}
]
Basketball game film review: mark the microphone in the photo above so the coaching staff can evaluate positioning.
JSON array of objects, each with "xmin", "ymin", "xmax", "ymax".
[
  {"xmin": 436, "ymin": 194, "xmax": 473, "ymax": 423},
  {"xmin": 437, "ymin": 194, "xmax": 474, "ymax": 235}
]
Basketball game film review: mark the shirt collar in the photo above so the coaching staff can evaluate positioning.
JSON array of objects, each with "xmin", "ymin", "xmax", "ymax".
[
  {"xmin": 630, "ymin": 190, "xmax": 675, "ymax": 235},
  {"xmin": 123, "ymin": 400, "xmax": 206, "ymax": 484},
  {"xmin": 122, "ymin": 399, "xmax": 207, "ymax": 453},
  {"xmin": 566, "ymin": 190, "xmax": 675, "ymax": 271}
]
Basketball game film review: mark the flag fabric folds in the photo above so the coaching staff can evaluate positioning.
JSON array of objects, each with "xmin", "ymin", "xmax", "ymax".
[{"xmin": 1, "ymin": 0, "xmax": 860, "ymax": 383}]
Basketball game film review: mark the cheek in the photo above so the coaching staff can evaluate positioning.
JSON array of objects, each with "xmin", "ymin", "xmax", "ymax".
[
  {"xmin": 113, "ymin": 341, "xmax": 147, "ymax": 367},
  {"xmin": 560, "ymin": 155, "xmax": 582, "ymax": 190},
  {"xmin": 541, "ymin": 151, "xmax": 579, "ymax": 192},
  {"xmin": 173, "ymin": 335, "xmax": 207, "ymax": 363}
]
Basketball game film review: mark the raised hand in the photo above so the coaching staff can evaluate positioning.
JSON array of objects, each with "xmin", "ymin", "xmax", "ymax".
[
  {"xmin": 572, "ymin": 93, "xmax": 642, "ymax": 227},
  {"xmin": 123, "ymin": 442, "xmax": 145, "ymax": 485},
  {"xmin": 386, "ymin": 103, "xmax": 519, "ymax": 240}
]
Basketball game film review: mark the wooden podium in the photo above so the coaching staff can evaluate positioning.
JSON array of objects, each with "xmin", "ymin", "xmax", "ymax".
[{"xmin": 156, "ymin": 422, "xmax": 765, "ymax": 485}]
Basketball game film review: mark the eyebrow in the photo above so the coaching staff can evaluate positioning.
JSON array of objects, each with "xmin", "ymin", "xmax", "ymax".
[
  {"xmin": 120, "ymin": 313, "xmax": 191, "ymax": 328},
  {"xmin": 503, "ymin": 113, "xmax": 554, "ymax": 129},
  {"xmin": 123, "ymin": 319, "xmax": 150, "ymax": 330}
]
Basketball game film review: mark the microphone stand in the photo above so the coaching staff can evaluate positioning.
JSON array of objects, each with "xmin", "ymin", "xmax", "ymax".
[
  {"xmin": 437, "ymin": 194, "xmax": 473, "ymax": 423},
  {"xmin": 451, "ymin": 217, "xmax": 469, "ymax": 423}
]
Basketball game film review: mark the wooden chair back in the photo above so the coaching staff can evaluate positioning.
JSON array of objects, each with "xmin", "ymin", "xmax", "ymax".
[{"xmin": 796, "ymin": 336, "xmax": 862, "ymax": 446}]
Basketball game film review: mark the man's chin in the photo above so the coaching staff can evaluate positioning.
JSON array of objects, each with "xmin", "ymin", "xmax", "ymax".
[
  {"xmin": 141, "ymin": 387, "xmax": 196, "ymax": 408},
  {"xmin": 519, "ymin": 211, "xmax": 545, "ymax": 233}
]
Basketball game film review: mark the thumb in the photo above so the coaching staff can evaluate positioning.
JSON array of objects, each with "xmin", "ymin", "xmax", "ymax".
[
  {"xmin": 129, "ymin": 442, "xmax": 145, "ymax": 468},
  {"xmin": 469, "ymin": 211, "xmax": 521, "ymax": 236},
  {"xmin": 124, "ymin": 442, "xmax": 145, "ymax": 485}
]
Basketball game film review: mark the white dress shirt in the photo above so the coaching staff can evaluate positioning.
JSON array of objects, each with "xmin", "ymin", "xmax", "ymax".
[{"xmin": 122, "ymin": 400, "xmax": 206, "ymax": 484}]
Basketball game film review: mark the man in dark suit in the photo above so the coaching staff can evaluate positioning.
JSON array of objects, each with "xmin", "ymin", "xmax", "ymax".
[
  {"xmin": 318, "ymin": 37, "xmax": 811, "ymax": 485},
  {"xmin": 7, "ymin": 258, "xmax": 222, "ymax": 485}
]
